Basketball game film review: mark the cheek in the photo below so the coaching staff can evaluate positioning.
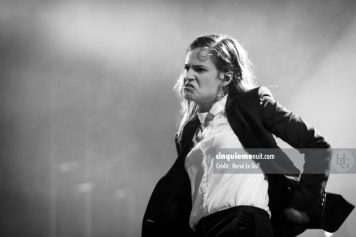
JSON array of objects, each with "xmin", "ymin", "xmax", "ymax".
[{"xmin": 200, "ymin": 78, "xmax": 220, "ymax": 94}]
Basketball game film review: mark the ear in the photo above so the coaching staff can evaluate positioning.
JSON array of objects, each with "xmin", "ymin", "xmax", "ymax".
[{"xmin": 220, "ymin": 72, "xmax": 233, "ymax": 87}]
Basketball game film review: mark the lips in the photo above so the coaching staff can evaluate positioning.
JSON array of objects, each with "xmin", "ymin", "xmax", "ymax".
[{"xmin": 183, "ymin": 84, "xmax": 195, "ymax": 90}]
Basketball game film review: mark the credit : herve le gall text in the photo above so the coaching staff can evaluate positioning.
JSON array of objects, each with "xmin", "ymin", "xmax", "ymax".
[{"xmin": 215, "ymin": 161, "xmax": 260, "ymax": 169}]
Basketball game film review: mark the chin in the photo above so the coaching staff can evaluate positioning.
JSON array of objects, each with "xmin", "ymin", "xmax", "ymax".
[{"xmin": 183, "ymin": 92, "xmax": 195, "ymax": 101}]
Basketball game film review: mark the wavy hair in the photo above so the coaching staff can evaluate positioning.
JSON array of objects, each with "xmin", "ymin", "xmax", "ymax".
[{"xmin": 173, "ymin": 34, "xmax": 257, "ymax": 139}]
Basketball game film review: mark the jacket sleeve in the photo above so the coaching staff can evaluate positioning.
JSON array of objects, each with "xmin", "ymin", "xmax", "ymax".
[{"xmin": 257, "ymin": 86, "xmax": 331, "ymax": 216}]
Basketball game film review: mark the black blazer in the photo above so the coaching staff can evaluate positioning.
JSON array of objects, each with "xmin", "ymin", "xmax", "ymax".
[{"xmin": 142, "ymin": 86, "xmax": 353, "ymax": 237}]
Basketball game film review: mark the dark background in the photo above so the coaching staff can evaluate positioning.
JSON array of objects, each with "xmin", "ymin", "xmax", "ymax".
[{"xmin": 0, "ymin": 0, "xmax": 356, "ymax": 236}]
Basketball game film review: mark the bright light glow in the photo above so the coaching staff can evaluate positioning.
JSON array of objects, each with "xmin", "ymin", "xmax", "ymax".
[
  {"xmin": 58, "ymin": 161, "xmax": 79, "ymax": 173},
  {"xmin": 324, "ymin": 231, "xmax": 333, "ymax": 237},
  {"xmin": 77, "ymin": 182, "xmax": 94, "ymax": 193},
  {"xmin": 42, "ymin": 2, "xmax": 168, "ymax": 62},
  {"xmin": 114, "ymin": 189, "xmax": 128, "ymax": 199}
]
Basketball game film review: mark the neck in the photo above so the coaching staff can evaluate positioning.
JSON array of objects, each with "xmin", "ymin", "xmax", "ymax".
[
  {"xmin": 197, "ymin": 98, "xmax": 218, "ymax": 113},
  {"xmin": 197, "ymin": 104, "xmax": 212, "ymax": 113}
]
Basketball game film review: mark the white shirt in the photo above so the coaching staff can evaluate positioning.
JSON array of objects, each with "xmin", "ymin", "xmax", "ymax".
[{"xmin": 184, "ymin": 95, "xmax": 270, "ymax": 229}]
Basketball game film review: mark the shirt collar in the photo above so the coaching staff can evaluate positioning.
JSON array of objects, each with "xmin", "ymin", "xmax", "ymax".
[{"xmin": 197, "ymin": 95, "xmax": 227, "ymax": 124}]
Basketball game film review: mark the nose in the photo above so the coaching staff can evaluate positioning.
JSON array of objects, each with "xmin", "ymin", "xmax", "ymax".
[{"xmin": 184, "ymin": 68, "xmax": 195, "ymax": 83}]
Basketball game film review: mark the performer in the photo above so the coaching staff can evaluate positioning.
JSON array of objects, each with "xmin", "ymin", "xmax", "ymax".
[{"xmin": 142, "ymin": 34, "xmax": 353, "ymax": 237}]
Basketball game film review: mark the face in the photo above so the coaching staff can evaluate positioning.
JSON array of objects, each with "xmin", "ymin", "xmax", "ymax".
[{"xmin": 183, "ymin": 47, "xmax": 222, "ymax": 110}]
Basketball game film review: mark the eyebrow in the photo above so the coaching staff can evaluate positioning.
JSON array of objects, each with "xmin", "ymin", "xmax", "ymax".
[{"xmin": 184, "ymin": 63, "xmax": 208, "ymax": 69}]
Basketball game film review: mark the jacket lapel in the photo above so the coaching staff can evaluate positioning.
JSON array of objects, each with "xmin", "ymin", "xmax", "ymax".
[
  {"xmin": 177, "ymin": 116, "xmax": 200, "ymax": 159},
  {"xmin": 225, "ymin": 89, "xmax": 263, "ymax": 148}
]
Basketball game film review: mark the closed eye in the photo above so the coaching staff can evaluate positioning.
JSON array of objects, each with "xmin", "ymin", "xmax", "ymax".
[
  {"xmin": 194, "ymin": 67, "xmax": 206, "ymax": 72},
  {"xmin": 184, "ymin": 64, "xmax": 207, "ymax": 73}
]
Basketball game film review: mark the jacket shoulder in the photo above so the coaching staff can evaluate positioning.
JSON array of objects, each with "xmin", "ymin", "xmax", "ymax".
[
  {"xmin": 256, "ymin": 86, "xmax": 273, "ymax": 96},
  {"xmin": 231, "ymin": 86, "xmax": 274, "ymax": 105},
  {"xmin": 237, "ymin": 86, "xmax": 273, "ymax": 98}
]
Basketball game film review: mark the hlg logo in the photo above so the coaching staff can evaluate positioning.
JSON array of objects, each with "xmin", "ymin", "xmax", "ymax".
[{"xmin": 331, "ymin": 150, "xmax": 354, "ymax": 172}]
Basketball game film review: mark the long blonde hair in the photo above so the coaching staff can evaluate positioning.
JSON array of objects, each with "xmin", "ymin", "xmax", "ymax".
[{"xmin": 173, "ymin": 34, "xmax": 257, "ymax": 139}]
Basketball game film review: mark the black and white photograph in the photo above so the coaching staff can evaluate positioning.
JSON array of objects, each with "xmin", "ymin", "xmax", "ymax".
[{"xmin": 1, "ymin": 0, "xmax": 356, "ymax": 236}]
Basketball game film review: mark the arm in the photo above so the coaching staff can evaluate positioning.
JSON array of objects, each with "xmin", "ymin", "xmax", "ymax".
[{"xmin": 258, "ymin": 86, "xmax": 331, "ymax": 218}]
